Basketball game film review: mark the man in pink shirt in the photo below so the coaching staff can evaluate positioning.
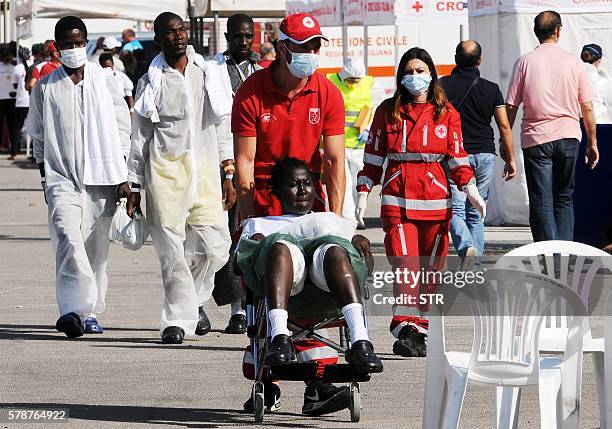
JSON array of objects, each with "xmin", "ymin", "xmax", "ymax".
[{"xmin": 506, "ymin": 10, "xmax": 599, "ymax": 242}]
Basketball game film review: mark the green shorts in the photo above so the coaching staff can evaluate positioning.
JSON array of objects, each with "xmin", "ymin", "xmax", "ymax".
[{"xmin": 237, "ymin": 233, "xmax": 368, "ymax": 320}]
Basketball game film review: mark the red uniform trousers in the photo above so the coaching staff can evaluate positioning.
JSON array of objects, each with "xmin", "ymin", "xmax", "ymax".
[{"xmin": 384, "ymin": 217, "xmax": 449, "ymax": 338}]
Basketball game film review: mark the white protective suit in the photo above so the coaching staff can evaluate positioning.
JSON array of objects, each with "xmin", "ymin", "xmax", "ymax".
[
  {"xmin": 128, "ymin": 48, "xmax": 232, "ymax": 336},
  {"xmin": 27, "ymin": 64, "xmax": 131, "ymax": 320}
]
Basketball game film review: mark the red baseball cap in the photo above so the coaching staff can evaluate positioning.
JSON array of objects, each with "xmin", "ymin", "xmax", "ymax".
[
  {"xmin": 48, "ymin": 41, "xmax": 57, "ymax": 53},
  {"xmin": 279, "ymin": 13, "xmax": 328, "ymax": 44}
]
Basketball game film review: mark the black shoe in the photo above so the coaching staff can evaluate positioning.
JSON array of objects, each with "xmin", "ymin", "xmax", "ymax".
[
  {"xmin": 195, "ymin": 306, "xmax": 211, "ymax": 336},
  {"xmin": 393, "ymin": 325, "xmax": 427, "ymax": 357},
  {"xmin": 162, "ymin": 326, "xmax": 184, "ymax": 344},
  {"xmin": 55, "ymin": 313, "xmax": 84, "ymax": 338},
  {"xmin": 263, "ymin": 334, "xmax": 294, "ymax": 366},
  {"xmin": 224, "ymin": 314, "xmax": 247, "ymax": 334},
  {"xmin": 243, "ymin": 383, "xmax": 281, "ymax": 413},
  {"xmin": 302, "ymin": 381, "xmax": 350, "ymax": 416},
  {"xmin": 345, "ymin": 340, "xmax": 384, "ymax": 374}
]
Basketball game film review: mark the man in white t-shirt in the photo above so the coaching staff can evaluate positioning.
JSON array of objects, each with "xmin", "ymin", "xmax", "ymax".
[
  {"xmin": 11, "ymin": 47, "xmax": 30, "ymax": 160},
  {"xmin": 0, "ymin": 45, "xmax": 17, "ymax": 160}
]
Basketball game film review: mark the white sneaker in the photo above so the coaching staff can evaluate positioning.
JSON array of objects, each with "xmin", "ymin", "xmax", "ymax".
[{"xmin": 460, "ymin": 246, "xmax": 477, "ymax": 271}]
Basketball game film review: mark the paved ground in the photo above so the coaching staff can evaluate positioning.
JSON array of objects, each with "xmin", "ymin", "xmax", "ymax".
[{"xmin": 0, "ymin": 157, "xmax": 605, "ymax": 428}]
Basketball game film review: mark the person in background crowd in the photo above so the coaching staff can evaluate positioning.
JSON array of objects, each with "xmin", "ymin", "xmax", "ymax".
[
  {"xmin": 126, "ymin": 12, "xmax": 232, "ymax": 345},
  {"xmin": 440, "ymin": 40, "xmax": 516, "ymax": 268},
  {"xmin": 25, "ymin": 44, "xmax": 45, "ymax": 84},
  {"xmin": 119, "ymin": 50, "xmax": 139, "ymax": 94},
  {"xmin": 27, "ymin": 16, "xmax": 131, "ymax": 338},
  {"xmin": 89, "ymin": 36, "xmax": 125, "ymax": 72},
  {"xmin": 580, "ymin": 44, "xmax": 612, "ymax": 124},
  {"xmin": 207, "ymin": 13, "xmax": 261, "ymax": 335},
  {"xmin": 327, "ymin": 57, "xmax": 379, "ymax": 227},
  {"xmin": 27, "ymin": 41, "xmax": 61, "ymax": 92},
  {"xmin": 233, "ymin": 12, "xmax": 350, "ymax": 417},
  {"xmin": 99, "ymin": 53, "xmax": 134, "ymax": 112},
  {"xmin": 30, "ymin": 43, "xmax": 45, "ymax": 66},
  {"xmin": 8, "ymin": 46, "xmax": 30, "ymax": 160},
  {"xmin": 0, "ymin": 45, "xmax": 17, "ymax": 160},
  {"xmin": 258, "ymin": 42, "xmax": 276, "ymax": 68},
  {"xmin": 506, "ymin": 10, "xmax": 598, "ymax": 242},
  {"xmin": 357, "ymin": 47, "xmax": 484, "ymax": 358},
  {"xmin": 121, "ymin": 28, "xmax": 143, "ymax": 52}
]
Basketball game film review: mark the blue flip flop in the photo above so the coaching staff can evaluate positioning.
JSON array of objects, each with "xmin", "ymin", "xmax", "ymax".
[{"xmin": 84, "ymin": 317, "xmax": 104, "ymax": 334}]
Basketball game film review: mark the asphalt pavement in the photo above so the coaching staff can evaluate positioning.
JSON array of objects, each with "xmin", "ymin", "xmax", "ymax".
[{"xmin": 0, "ymin": 157, "xmax": 604, "ymax": 429}]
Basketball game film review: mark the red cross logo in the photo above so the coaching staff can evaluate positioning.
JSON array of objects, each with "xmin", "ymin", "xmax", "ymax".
[{"xmin": 412, "ymin": 1, "xmax": 424, "ymax": 12}]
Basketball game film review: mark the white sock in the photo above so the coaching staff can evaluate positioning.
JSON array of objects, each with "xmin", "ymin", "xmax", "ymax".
[
  {"xmin": 230, "ymin": 300, "xmax": 246, "ymax": 316},
  {"xmin": 342, "ymin": 303, "xmax": 369, "ymax": 345},
  {"xmin": 268, "ymin": 308, "xmax": 291, "ymax": 340}
]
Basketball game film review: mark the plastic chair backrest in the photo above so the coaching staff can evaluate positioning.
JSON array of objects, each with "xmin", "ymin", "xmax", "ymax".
[
  {"xmin": 497, "ymin": 241, "xmax": 612, "ymax": 336},
  {"xmin": 464, "ymin": 268, "xmax": 585, "ymax": 386}
]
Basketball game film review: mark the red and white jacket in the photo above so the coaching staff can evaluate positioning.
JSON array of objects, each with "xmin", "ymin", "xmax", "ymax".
[{"xmin": 357, "ymin": 100, "xmax": 474, "ymax": 223}]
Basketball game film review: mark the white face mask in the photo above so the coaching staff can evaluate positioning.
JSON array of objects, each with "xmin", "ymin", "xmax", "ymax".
[{"xmin": 59, "ymin": 47, "xmax": 87, "ymax": 68}]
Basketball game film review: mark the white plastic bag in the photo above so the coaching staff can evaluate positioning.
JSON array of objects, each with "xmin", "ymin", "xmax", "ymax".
[
  {"xmin": 120, "ymin": 213, "xmax": 149, "ymax": 251},
  {"xmin": 109, "ymin": 198, "xmax": 130, "ymax": 243}
]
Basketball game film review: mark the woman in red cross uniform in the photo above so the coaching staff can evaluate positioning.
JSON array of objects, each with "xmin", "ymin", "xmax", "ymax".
[{"xmin": 356, "ymin": 47, "xmax": 486, "ymax": 357}]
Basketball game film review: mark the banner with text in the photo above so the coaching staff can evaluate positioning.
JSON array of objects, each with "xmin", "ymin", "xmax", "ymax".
[
  {"xmin": 396, "ymin": 0, "xmax": 468, "ymax": 23},
  {"xmin": 286, "ymin": 0, "xmax": 342, "ymax": 26},
  {"xmin": 468, "ymin": 0, "xmax": 612, "ymax": 16}
]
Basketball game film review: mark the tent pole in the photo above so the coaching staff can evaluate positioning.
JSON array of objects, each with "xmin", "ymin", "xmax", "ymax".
[
  {"xmin": 394, "ymin": 23, "xmax": 399, "ymax": 73},
  {"xmin": 3, "ymin": 0, "xmax": 8, "ymax": 43},
  {"xmin": 214, "ymin": 11, "xmax": 219, "ymax": 55},
  {"xmin": 341, "ymin": 0, "xmax": 348, "ymax": 66},
  {"xmin": 363, "ymin": 24, "xmax": 368, "ymax": 73}
]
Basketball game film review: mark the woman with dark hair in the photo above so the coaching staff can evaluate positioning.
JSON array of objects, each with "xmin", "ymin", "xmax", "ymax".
[{"xmin": 356, "ymin": 47, "xmax": 485, "ymax": 357}]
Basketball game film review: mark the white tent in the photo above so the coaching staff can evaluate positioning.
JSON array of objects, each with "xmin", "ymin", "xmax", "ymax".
[
  {"xmin": 27, "ymin": 0, "xmax": 189, "ymax": 21},
  {"xmin": 468, "ymin": 0, "xmax": 612, "ymax": 226}
]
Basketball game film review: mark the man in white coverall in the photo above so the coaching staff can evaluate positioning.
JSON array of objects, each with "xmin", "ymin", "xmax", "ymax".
[
  {"xmin": 28, "ymin": 16, "xmax": 132, "ymax": 338},
  {"xmin": 126, "ymin": 12, "xmax": 232, "ymax": 344}
]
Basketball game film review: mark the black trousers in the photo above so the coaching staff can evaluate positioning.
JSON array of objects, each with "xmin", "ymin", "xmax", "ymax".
[
  {"xmin": 212, "ymin": 171, "xmax": 245, "ymax": 307},
  {"xmin": 11, "ymin": 107, "xmax": 28, "ymax": 156},
  {"xmin": 0, "ymin": 99, "xmax": 17, "ymax": 155}
]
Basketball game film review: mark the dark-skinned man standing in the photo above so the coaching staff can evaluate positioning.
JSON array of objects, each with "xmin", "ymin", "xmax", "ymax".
[
  {"xmin": 209, "ymin": 13, "xmax": 262, "ymax": 335},
  {"xmin": 27, "ymin": 16, "xmax": 131, "ymax": 338},
  {"xmin": 127, "ymin": 12, "xmax": 233, "ymax": 344},
  {"xmin": 233, "ymin": 12, "xmax": 350, "ymax": 417}
]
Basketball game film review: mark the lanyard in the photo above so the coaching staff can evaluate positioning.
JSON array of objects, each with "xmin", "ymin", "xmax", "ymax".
[{"xmin": 230, "ymin": 58, "xmax": 251, "ymax": 84}]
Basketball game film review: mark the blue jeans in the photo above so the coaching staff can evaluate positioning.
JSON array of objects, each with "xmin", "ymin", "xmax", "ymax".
[
  {"xmin": 449, "ymin": 153, "xmax": 496, "ymax": 258},
  {"xmin": 523, "ymin": 138, "xmax": 579, "ymax": 242}
]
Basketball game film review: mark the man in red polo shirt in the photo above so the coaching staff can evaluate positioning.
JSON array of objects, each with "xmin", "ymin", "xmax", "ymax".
[{"xmin": 233, "ymin": 13, "xmax": 350, "ymax": 417}]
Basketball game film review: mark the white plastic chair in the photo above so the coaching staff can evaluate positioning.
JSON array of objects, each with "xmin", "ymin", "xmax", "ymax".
[
  {"xmin": 422, "ymin": 268, "xmax": 586, "ymax": 429},
  {"xmin": 496, "ymin": 240, "xmax": 612, "ymax": 428}
]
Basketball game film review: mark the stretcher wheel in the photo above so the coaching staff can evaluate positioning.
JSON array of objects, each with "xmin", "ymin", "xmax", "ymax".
[
  {"xmin": 252, "ymin": 382, "xmax": 264, "ymax": 423},
  {"xmin": 349, "ymin": 382, "xmax": 361, "ymax": 422}
]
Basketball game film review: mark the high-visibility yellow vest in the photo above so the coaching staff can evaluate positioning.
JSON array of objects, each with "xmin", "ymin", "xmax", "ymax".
[{"xmin": 327, "ymin": 73, "xmax": 374, "ymax": 149}]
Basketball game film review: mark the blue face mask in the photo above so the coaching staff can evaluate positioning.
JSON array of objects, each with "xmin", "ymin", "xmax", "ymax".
[
  {"xmin": 285, "ymin": 47, "xmax": 319, "ymax": 79},
  {"xmin": 401, "ymin": 73, "xmax": 432, "ymax": 95}
]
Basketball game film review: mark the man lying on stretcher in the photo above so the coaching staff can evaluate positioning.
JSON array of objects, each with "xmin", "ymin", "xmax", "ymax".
[{"xmin": 236, "ymin": 157, "xmax": 383, "ymax": 375}]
